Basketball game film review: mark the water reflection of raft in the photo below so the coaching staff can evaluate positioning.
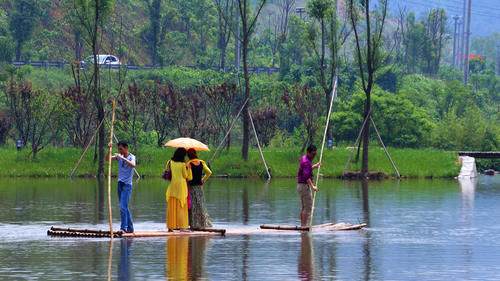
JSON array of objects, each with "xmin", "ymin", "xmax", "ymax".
[{"xmin": 47, "ymin": 222, "xmax": 366, "ymax": 238}]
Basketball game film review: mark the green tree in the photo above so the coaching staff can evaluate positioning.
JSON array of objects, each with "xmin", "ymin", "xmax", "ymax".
[
  {"xmin": 237, "ymin": 0, "xmax": 267, "ymax": 161},
  {"xmin": 72, "ymin": 0, "xmax": 115, "ymax": 177},
  {"xmin": 9, "ymin": 0, "xmax": 41, "ymax": 61},
  {"xmin": 307, "ymin": 0, "xmax": 347, "ymax": 141},
  {"xmin": 142, "ymin": 0, "xmax": 177, "ymax": 66},
  {"xmin": 423, "ymin": 8, "xmax": 447, "ymax": 75},
  {"xmin": 347, "ymin": 0, "xmax": 389, "ymax": 176},
  {"xmin": 214, "ymin": 0, "xmax": 235, "ymax": 69}
]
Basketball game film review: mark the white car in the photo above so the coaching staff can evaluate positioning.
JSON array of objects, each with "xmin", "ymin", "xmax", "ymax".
[{"xmin": 81, "ymin": 55, "xmax": 121, "ymax": 66}]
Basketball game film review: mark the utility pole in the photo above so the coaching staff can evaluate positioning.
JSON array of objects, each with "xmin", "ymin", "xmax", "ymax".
[
  {"xmin": 453, "ymin": 15, "xmax": 459, "ymax": 67},
  {"xmin": 464, "ymin": 0, "xmax": 472, "ymax": 86},
  {"xmin": 461, "ymin": 0, "xmax": 467, "ymax": 71},
  {"xmin": 296, "ymin": 7, "xmax": 306, "ymax": 21},
  {"xmin": 457, "ymin": 20, "xmax": 462, "ymax": 67}
]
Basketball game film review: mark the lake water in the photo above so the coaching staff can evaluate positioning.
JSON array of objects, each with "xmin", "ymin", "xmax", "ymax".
[{"xmin": 0, "ymin": 176, "xmax": 499, "ymax": 280}]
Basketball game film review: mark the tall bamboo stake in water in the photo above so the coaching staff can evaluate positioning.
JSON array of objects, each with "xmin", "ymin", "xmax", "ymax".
[
  {"xmin": 309, "ymin": 77, "xmax": 338, "ymax": 231},
  {"xmin": 70, "ymin": 117, "xmax": 106, "ymax": 178},
  {"xmin": 107, "ymin": 100, "xmax": 117, "ymax": 239}
]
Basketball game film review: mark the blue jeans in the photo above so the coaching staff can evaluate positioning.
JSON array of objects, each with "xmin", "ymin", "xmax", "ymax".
[{"xmin": 117, "ymin": 182, "xmax": 134, "ymax": 232}]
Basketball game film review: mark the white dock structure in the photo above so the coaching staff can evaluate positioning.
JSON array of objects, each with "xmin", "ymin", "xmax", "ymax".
[{"xmin": 458, "ymin": 156, "xmax": 477, "ymax": 179}]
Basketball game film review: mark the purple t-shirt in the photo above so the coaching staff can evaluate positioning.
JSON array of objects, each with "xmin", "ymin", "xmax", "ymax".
[{"xmin": 297, "ymin": 155, "xmax": 313, "ymax": 184}]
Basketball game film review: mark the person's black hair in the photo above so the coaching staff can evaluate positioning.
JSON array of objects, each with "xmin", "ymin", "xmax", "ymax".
[
  {"xmin": 171, "ymin": 148, "xmax": 187, "ymax": 162},
  {"xmin": 117, "ymin": 141, "xmax": 128, "ymax": 148},
  {"xmin": 187, "ymin": 148, "xmax": 198, "ymax": 160},
  {"xmin": 307, "ymin": 144, "xmax": 317, "ymax": 153}
]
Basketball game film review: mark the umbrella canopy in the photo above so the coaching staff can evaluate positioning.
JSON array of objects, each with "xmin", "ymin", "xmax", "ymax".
[{"xmin": 164, "ymin": 137, "xmax": 210, "ymax": 151}]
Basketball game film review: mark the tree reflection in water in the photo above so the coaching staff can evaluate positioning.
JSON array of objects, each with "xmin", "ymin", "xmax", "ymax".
[{"xmin": 361, "ymin": 179, "xmax": 372, "ymax": 281}]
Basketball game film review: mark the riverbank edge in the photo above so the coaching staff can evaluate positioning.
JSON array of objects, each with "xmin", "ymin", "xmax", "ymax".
[{"xmin": 2, "ymin": 146, "xmax": 461, "ymax": 179}]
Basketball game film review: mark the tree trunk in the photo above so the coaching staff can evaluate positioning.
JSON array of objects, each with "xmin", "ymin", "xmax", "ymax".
[
  {"xmin": 75, "ymin": 32, "xmax": 82, "ymax": 61},
  {"xmin": 152, "ymin": 42, "xmax": 157, "ymax": 66},
  {"xmin": 241, "ymin": 34, "xmax": 250, "ymax": 161},
  {"xmin": 93, "ymin": 0, "xmax": 105, "ymax": 178},
  {"xmin": 319, "ymin": 19, "xmax": 333, "ymax": 143},
  {"xmin": 220, "ymin": 44, "xmax": 226, "ymax": 70},
  {"xmin": 218, "ymin": 12, "xmax": 227, "ymax": 70},
  {"xmin": 133, "ymin": 136, "xmax": 137, "ymax": 156},
  {"xmin": 361, "ymin": 93, "xmax": 371, "ymax": 177},
  {"xmin": 16, "ymin": 40, "xmax": 22, "ymax": 61}
]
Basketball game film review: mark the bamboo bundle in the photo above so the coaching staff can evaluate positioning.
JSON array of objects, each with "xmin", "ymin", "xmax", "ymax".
[
  {"xmin": 191, "ymin": 228, "xmax": 226, "ymax": 235},
  {"xmin": 47, "ymin": 230, "xmax": 116, "ymax": 238},
  {"xmin": 122, "ymin": 231, "xmax": 223, "ymax": 238},
  {"xmin": 50, "ymin": 226, "xmax": 123, "ymax": 236},
  {"xmin": 328, "ymin": 223, "xmax": 367, "ymax": 231},
  {"xmin": 260, "ymin": 225, "xmax": 310, "ymax": 231}
]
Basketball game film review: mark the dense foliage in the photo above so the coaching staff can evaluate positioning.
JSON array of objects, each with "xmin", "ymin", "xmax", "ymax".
[{"xmin": 0, "ymin": 0, "xmax": 497, "ymax": 170}]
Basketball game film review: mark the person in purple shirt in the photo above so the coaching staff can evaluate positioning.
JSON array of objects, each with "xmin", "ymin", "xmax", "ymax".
[{"xmin": 297, "ymin": 145, "xmax": 322, "ymax": 227}]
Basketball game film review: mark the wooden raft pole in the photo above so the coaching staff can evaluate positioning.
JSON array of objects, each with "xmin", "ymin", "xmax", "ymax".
[
  {"xmin": 370, "ymin": 116, "xmax": 401, "ymax": 179},
  {"xmin": 209, "ymin": 98, "xmax": 249, "ymax": 164},
  {"xmin": 107, "ymin": 100, "xmax": 117, "ymax": 239},
  {"xmin": 309, "ymin": 76, "xmax": 338, "ymax": 231},
  {"xmin": 248, "ymin": 110, "xmax": 271, "ymax": 179},
  {"xmin": 70, "ymin": 117, "xmax": 106, "ymax": 178}
]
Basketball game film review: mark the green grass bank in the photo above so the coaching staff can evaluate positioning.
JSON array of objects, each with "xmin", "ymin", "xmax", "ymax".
[{"xmin": 1, "ymin": 146, "xmax": 460, "ymax": 178}]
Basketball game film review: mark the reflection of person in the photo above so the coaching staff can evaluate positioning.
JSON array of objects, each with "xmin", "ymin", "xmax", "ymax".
[
  {"xmin": 107, "ymin": 141, "xmax": 136, "ymax": 233},
  {"xmin": 298, "ymin": 233, "xmax": 315, "ymax": 281},
  {"xmin": 186, "ymin": 149, "xmax": 213, "ymax": 228},
  {"xmin": 166, "ymin": 148, "xmax": 191, "ymax": 231},
  {"xmin": 189, "ymin": 237, "xmax": 210, "ymax": 280},
  {"xmin": 297, "ymin": 145, "xmax": 322, "ymax": 227},
  {"xmin": 166, "ymin": 237, "xmax": 189, "ymax": 280},
  {"xmin": 118, "ymin": 239, "xmax": 134, "ymax": 281}
]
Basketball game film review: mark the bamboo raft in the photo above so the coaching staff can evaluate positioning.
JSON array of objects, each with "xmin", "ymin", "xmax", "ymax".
[
  {"xmin": 47, "ymin": 226, "xmax": 226, "ymax": 238},
  {"xmin": 259, "ymin": 222, "xmax": 367, "ymax": 232},
  {"xmin": 48, "ymin": 222, "xmax": 365, "ymax": 238}
]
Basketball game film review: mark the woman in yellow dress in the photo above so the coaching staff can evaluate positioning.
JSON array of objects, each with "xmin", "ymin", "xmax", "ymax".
[{"xmin": 166, "ymin": 148, "xmax": 191, "ymax": 231}]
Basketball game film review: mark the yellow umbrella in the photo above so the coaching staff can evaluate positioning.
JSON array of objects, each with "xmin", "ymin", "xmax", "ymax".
[{"xmin": 164, "ymin": 137, "xmax": 210, "ymax": 151}]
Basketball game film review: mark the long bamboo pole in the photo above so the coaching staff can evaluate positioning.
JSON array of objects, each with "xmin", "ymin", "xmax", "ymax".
[
  {"xmin": 248, "ymin": 111, "xmax": 271, "ymax": 179},
  {"xmin": 107, "ymin": 239, "xmax": 114, "ymax": 281},
  {"xmin": 309, "ymin": 77, "xmax": 338, "ymax": 231},
  {"xmin": 107, "ymin": 100, "xmax": 117, "ymax": 239},
  {"xmin": 70, "ymin": 117, "xmax": 106, "ymax": 178},
  {"xmin": 209, "ymin": 98, "xmax": 249, "ymax": 164}
]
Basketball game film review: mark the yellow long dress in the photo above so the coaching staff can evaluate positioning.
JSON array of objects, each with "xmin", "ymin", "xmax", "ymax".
[{"xmin": 166, "ymin": 161, "xmax": 192, "ymax": 229}]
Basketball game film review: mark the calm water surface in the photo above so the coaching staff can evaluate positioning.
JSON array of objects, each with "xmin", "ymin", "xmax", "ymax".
[{"xmin": 0, "ymin": 176, "xmax": 499, "ymax": 280}]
